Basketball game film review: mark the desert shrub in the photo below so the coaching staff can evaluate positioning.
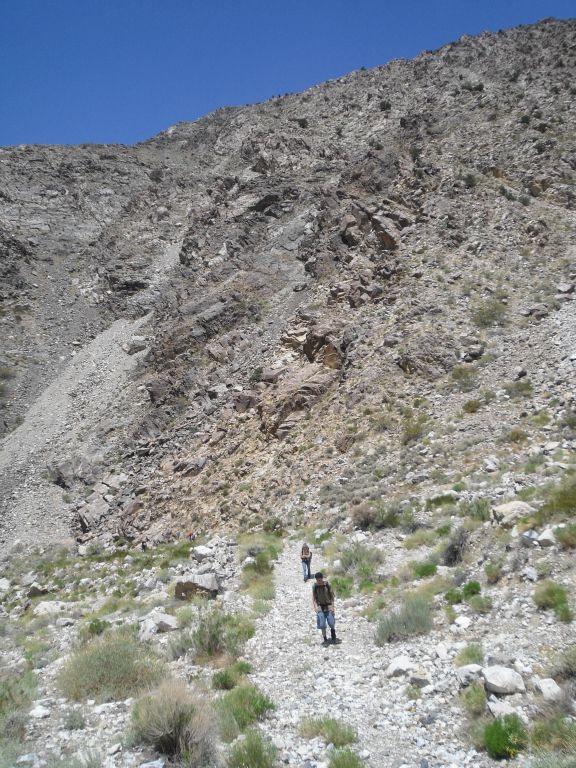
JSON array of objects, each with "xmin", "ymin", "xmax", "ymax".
[
  {"xmin": 468, "ymin": 596, "xmax": 493, "ymax": 615},
  {"xmin": 300, "ymin": 717, "xmax": 357, "ymax": 746},
  {"xmin": 504, "ymin": 379, "xmax": 533, "ymax": 399},
  {"xmin": 193, "ymin": 610, "xmax": 255, "ymax": 659},
  {"xmin": 460, "ymin": 682, "xmax": 486, "ymax": 717},
  {"xmin": 375, "ymin": 595, "xmax": 433, "ymax": 644},
  {"xmin": 549, "ymin": 645, "xmax": 576, "ymax": 680},
  {"xmin": 444, "ymin": 587, "xmax": 462, "ymax": 605},
  {"xmin": 442, "ymin": 528, "xmax": 469, "ymax": 566},
  {"xmin": 532, "ymin": 714, "xmax": 576, "ymax": 752},
  {"xmin": 462, "ymin": 581, "xmax": 481, "ymax": 598},
  {"xmin": 166, "ymin": 631, "xmax": 194, "ymax": 661},
  {"xmin": 454, "ymin": 643, "xmax": 483, "ymax": 667},
  {"xmin": 340, "ymin": 543, "xmax": 383, "ymax": 575},
  {"xmin": 483, "ymin": 715, "xmax": 528, "ymax": 759},
  {"xmin": 403, "ymin": 529, "xmax": 437, "ymax": 549},
  {"xmin": 532, "ymin": 750, "xmax": 576, "ymax": 768},
  {"xmin": 459, "ymin": 497, "xmax": 491, "ymax": 521},
  {"xmin": 351, "ymin": 502, "xmax": 376, "ymax": 530},
  {"xmin": 401, "ymin": 409, "xmax": 429, "ymax": 445},
  {"xmin": 331, "ymin": 576, "xmax": 353, "ymax": 598},
  {"xmin": 63, "ymin": 709, "xmax": 86, "ymax": 730},
  {"xmin": 540, "ymin": 475, "xmax": 576, "ymax": 521},
  {"xmin": 218, "ymin": 685, "xmax": 274, "ymax": 739},
  {"xmin": 58, "ymin": 630, "xmax": 163, "ymax": 701},
  {"xmin": 131, "ymin": 680, "xmax": 216, "ymax": 765},
  {"xmin": 328, "ymin": 748, "xmax": 365, "ymax": 768},
  {"xmin": 228, "ymin": 729, "xmax": 277, "ymax": 768},
  {"xmin": 451, "ymin": 366, "xmax": 478, "ymax": 392},
  {"xmin": 534, "ymin": 581, "xmax": 573, "ymax": 622},
  {"xmin": 79, "ymin": 618, "xmax": 109, "ymax": 642},
  {"xmin": 212, "ymin": 661, "xmax": 251, "ymax": 691},
  {"xmin": 44, "ymin": 754, "xmax": 102, "ymax": 768},
  {"xmin": 411, "ymin": 560, "xmax": 437, "ymax": 579},
  {"xmin": 472, "ymin": 299, "xmax": 508, "ymax": 328},
  {"xmin": 485, "ymin": 561, "xmax": 502, "ymax": 584},
  {"xmin": 463, "ymin": 399, "xmax": 481, "ymax": 414},
  {"xmin": 502, "ymin": 427, "xmax": 528, "ymax": 444},
  {"xmin": 556, "ymin": 525, "xmax": 576, "ymax": 549}
]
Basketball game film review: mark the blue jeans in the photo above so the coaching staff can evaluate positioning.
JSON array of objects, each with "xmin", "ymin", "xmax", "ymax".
[
  {"xmin": 301, "ymin": 559, "xmax": 312, "ymax": 579},
  {"xmin": 316, "ymin": 608, "xmax": 335, "ymax": 631}
]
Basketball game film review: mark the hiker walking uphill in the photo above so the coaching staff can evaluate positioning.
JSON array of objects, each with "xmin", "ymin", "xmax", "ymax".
[
  {"xmin": 300, "ymin": 542, "xmax": 312, "ymax": 581},
  {"xmin": 312, "ymin": 571, "xmax": 340, "ymax": 646}
]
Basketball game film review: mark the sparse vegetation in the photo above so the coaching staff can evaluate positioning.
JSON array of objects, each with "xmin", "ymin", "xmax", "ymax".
[
  {"xmin": 328, "ymin": 748, "xmax": 366, "ymax": 768},
  {"xmin": 193, "ymin": 609, "xmax": 255, "ymax": 660},
  {"xmin": 459, "ymin": 498, "xmax": 491, "ymax": 521},
  {"xmin": 375, "ymin": 595, "xmax": 433, "ymax": 644},
  {"xmin": 131, "ymin": 680, "xmax": 217, "ymax": 765},
  {"xmin": 454, "ymin": 643, "xmax": 483, "ymax": 667},
  {"xmin": 534, "ymin": 581, "xmax": 573, "ymax": 622},
  {"xmin": 451, "ymin": 365, "xmax": 478, "ymax": 392},
  {"xmin": 442, "ymin": 528, "xmax": 469, "ymax": 566},
  {"xmin": 471, "ymin": 298, "xmax": 508, "ymax": 328},
  {"xmin": 300, "ymin": 717, "xmax": 357, "ymax": 746},
  {"xmin": 411, "ymin": 560, "xmax": 437, "ymax": 579},
  {"xmin": 228, "ymin": 729, "xmax": 277, "ymax": 768},
  {"xmin": 212, "ymin": 661, "xmax": 251, "ymax": 690},
  {"xmin": 58, "ymin": 630, "xmax": 164, "ymax": 701},
  {"xmin": 460, "ymin": 682, "xmax": 486, "ymax": 717},
  {"xmin": 217, "ymin": 685, "xmax": 274, "ymax": 740}
]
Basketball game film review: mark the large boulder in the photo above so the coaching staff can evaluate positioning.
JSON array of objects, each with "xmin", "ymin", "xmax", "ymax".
[
  {"xmin": 175, "ymin": 573, "xmax": 219, "ymax": 600},
  {"xmin": 491, "ymin": 501, "xmax": 535, "ymax": 528},
  {"xmin": 482, "ymin": 666, "xmax": 526, "ymax": 695}
]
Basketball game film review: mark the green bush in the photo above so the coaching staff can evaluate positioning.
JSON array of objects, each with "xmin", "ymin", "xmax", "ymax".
[
  {"xmin": 460, "ymin": 682, "xmax": 486, "ymax": 717},
  {"xmin": 131, "ymin": 680, "xmax": 216, "ymax": 765},
  {"xmin": 462, "ymin": 581, "xmax": 481, "ymax": 598},
  {"xmin": 331, "ymin": 576, "xmax": 353, "ymax": 598},
  {"xmin": 485, "ymin": 561, "xmax": 502, "ymax": 584},
  {"xmin": 375, "ymin": 595, "xmax": 433, "ymax": 644},
  {"xmin": 483, "ymin": 715, "xmax": 528, "ymax": 759},
  {"xmin": 212, "ymin": 661, "xmax": 251, "ymax": 691},
  {"xmin": 540, "ymin": 475, "xmax": 576, "ymax": 521},
  {"xmin": 451, "ymin": 366, "xmax": 478, "ymax": 392},
  {"xmin": 218, "ymin": 685, "xmax": 274, "ymax": 740},
  {"xmin": 467, "ymin": 595, "xmax": 492, "ymax": 614},
  {"xmin": 340, "ymin": 543, "xmax": 383, "ymax": 575},
  {"xmin": 228, "ymin": 729, "xmax": 277, "ymax": 768},
  {"xmin": 459, "ymin": 498, "xmax": 491, "ymax": 521},
  {"xmin": 300, "ymin": 717, "xmax": 357, "ymax": 746},
  {"xmin": 504, "ymin": 379, "xmax": 533, "ymax": 399},
  {"xmin": 463, "ymin": 399, "xmax": 481, "ymax": 414},
  {"xmin": 79, "ymin": 618, "xmax": 110, "ymax": 642},
  {"xmin": 412, "ymin": 560, "xmax": 437, "ymax": 579},
  {"xmin": 534, "ymin": 581, "xmax": 573, "ymax": 622},
  {"xmin": 192, "ymin": 610, "xmax": 255, "ymax": 659},
  {"xmin": 444, "ymin": 588, "xmax": 462, "ymax": 605},
  {"xmin": 472, "ymin": 299, "xmax": 508, "ymax": 328},
  {"xmin": 328, "ymin": 748, "xmax": 366, "ymax": 768},
  {"xmin": 58, "ymin": 631, "xmax": 164, "ymax": 701},
  {"xmin": 454, "ymin": 643, "xmax": 483, "ymax": 667}
]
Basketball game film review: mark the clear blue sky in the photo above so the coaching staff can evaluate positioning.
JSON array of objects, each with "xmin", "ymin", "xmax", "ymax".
[{"xmin": 1, "ymin": 0, "xmax": 574, "ymax": 147}]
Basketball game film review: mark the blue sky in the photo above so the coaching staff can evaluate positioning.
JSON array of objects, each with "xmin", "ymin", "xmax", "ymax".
[{"xmin": 1, "ymin": 0, "xmax": 574, "ymax": 147}]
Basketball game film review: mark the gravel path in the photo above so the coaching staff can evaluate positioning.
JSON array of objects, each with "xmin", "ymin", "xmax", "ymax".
[{"xmin": 245, "ymin": 538, "xmax": 491, "ymax": 768}]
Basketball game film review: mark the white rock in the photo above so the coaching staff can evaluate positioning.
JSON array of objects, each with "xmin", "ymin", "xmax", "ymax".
[
  {"xmin": 455, "ymin": 664, "xmax": 482, "ymax": 687},
  {"xmin": 386, "ymin": 655, "xmax": 414, "ymax": 677},
  {"xmin": 535, "ymin": 678, "xmax": 562, "ymax": 702},
  {"xmin": 455, "ymin": 616, "xmax": 472, "ymax": 629},
  {"xmin": 491, "ymin": 501, "xmax": 535, "ymax": 527},
  {"xmin": 193, "ymin": 545, "xmax": 213, "ymax": 561},
  {"xmin": 487, "ymin": 699, "xmax": 516, "ymax": 718},
  {"xmin": 537, "ymin": 528, "xmax": 556, "ymax": 547},
  {"xmin": 29, "ymin": 705, "xmax": 51, "ymax": 719},
  {"xmin": 483, "ymin": 665, "xmax": 526, "ymax": 694},
  {"xmin": 0, "ymin": 577, "xmax": 10, "ymax": 592},
  {"xmin": 33, "ymin": 600, "xmax": 70, "ymax": 616}
]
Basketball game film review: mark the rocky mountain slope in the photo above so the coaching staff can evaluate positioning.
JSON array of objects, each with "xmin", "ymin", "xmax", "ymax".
[
  {"xmin": 1, "ymin": 17, "xmax": 576, "ymax": 768},
  {"xmin": 1, "ymin": 17, "xmax": 576, "ymax": 550}
]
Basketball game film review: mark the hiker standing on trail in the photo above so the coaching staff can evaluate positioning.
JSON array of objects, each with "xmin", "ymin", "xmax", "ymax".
[
  {"xmin": 312, "ymin": 571, "xmax": 340, "ymax": 646},
  {"xmin": 301, "ymin": 542, "xmax": 312, "ymax": 581}
]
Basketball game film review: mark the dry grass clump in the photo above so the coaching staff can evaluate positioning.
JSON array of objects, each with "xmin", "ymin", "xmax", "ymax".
[
  {"xmin": 58, "ymin": 630, "xmax": 164, "ymax": 701},
  {"xmin": 131, "ymin": 679, "xmax": 217, "ymax": 765},
  {"xmin": 375, "ymin": 595, "xmax": 433, "ymax": 644},
  {"xmin": 300, "ymin": 716, "xmax": 357, "ymax": 746}
]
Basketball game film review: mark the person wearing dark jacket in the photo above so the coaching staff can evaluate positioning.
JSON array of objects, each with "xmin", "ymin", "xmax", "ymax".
[{"xmin": 312, "ymin": 571, "xmax": 340, "ymax": 646}]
